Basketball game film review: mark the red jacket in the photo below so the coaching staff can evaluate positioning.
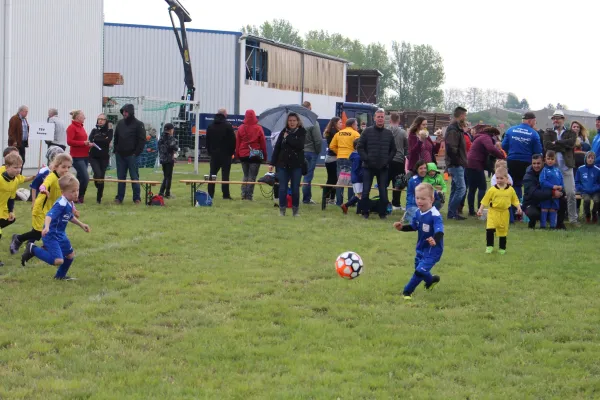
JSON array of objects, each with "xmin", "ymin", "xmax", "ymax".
[
  {"xmin": 236, "ymin": 110, "xmax": 267, "ymax": 162},
  {"xmin": 67, "ymin": 121, "xmax": 89, "ymax": 158}
]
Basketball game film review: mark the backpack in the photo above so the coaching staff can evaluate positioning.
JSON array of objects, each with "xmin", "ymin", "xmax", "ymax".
[
  {"xmin": 148, "ymin": 194, "xmax": 165, "ymax": 206},
  {"xmin": 195, "ymin": 190, "xmax": 213, "ymax": 207}
]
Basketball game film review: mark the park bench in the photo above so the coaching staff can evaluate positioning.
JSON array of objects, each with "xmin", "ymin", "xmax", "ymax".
[{"xmin": 91, "ymin": 179, "xmax": 162, "ymax": 205}]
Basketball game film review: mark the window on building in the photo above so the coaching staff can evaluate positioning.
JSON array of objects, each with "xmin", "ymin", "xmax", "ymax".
[{"xmin": 245, "ymin": 41, "xmax": 268, "ymax": 82}]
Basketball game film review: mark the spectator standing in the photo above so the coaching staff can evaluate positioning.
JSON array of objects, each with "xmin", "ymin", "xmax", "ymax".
[
  {"xmin": 46, "ymin": 108, "xmax": 67, "ymax": 150},
  {"xmin": 592, "ymin": 117, "xmax": 600, "ymax": 166},
  {"xmin": 445, "ymin": 107, "xmax": 468, "ymax": 220},
  {"xmin": 236, "ymin": 109, "xmax": 267, "ymax": 201},
  {"xmin": 8, "ymin": 105, "xmax": 29, "ymax": 167},
  {"xmin": 301, "ymin": 101, "xmax": 322, "ymax": 204},
  {"xmin": 323, "ymin": 117, "xmax": 342, "ymax": 204},
  {"xmin": 407, "ymin": 116, "xmax": 441, "ymax": 172},
  {"xmin": 88, "ymin": 113, "xmax": 114, "ymax": 204},
  {"xmin": 66, "ymin": 110, "xmax": 94, "ymax": 204},
  {"xmin": 206, "ymin": 108, "xmax": 236, "ymax": 200},
  {"xmin": 388, "ymin": 112, "xmax": 408, "ymax": 210}
]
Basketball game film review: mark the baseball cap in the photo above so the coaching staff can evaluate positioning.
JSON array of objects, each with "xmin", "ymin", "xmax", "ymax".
[
  {"xmin": 522, "ymin": 112, "xmax": 536, "ymax": 120},
  {"xmin": 164, "ymin": 123, "xmax": 175, "ymax": 131}
]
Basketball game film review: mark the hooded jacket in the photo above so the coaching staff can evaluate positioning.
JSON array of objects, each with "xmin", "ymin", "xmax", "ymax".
[
  {"xmin": 114, "ymin": 104, "xmax": 146, "ymax": 157},
  {"xmin": 67, "ymin": 120, "xmax": 89, "ymax": 158},
  {"xmin": 206, "ymin": 113, "xmax": 236, "ymax": 159},
  {"xmin": 357, "ymin": 125, "xmax": 396, "ymax": 170},
  {"xmin": 88, "ymin": 123, "xmax": 113, "ymax": 159},
  {"xmin": 329, "ymin": 127, "xmax": 360, "ymax": 159},
  {"xmin": 236, "ymin": 110, "xmax": 267, "ymax": 162},
  {"xmin": 423, "ymin": 162, "xmax": 447, "ymax": 192},
  {"xmin": 270, "ymin": 127, "xmax": 306, "ymax": 169},
  {"xmin": 350, "ymin": 151, "xmax": 363, "ymax": 184},
  {"xmin": 592, "ymin": 132, "xmax": 600, "ymax": 167},
  {"xmin": 575, "ymin": 152, "xmax": 600, "ymax": 194},
  {"xmin": 158, "ymin": 133, "xmax": 179, "ymax": 164},
  {"xmin": 502, "ymin": 123, "xmax": 543, "ymax": 163},
  {"xmin": 467, "ymin": 132, "xmax": 506, "ymax": 171}
]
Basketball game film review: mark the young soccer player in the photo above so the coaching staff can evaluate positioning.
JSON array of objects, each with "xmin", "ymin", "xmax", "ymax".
[
  {"xmin": 575, "ymin": 151, "xmax": 600, "ymax": 223},
  {"xmin": 393, "ymin": 182, "xmax": 444, "ymax": 300},
  {"xmin": 21, "ymin": 173, "xmax": 91, "ymax": 280},
  {"xmin": 30, "ymin": 146, "xmax": 65, "ymax": 203},
  {"xmin": 538, "ymin": 150, "xmax": 564, "ymax": 229},
  {"xmin": 477, "ymin": 167, "xmax": 522, "ymax": 254},
  {"xmin": 341, "ymin": 139, "xmax": 363, "ymax": 214},
  {"xmin": 1, "ymin": 146, "xmax": 19, "ymax": 173},
  {"xmin": 10, "ymin": 153, "xmax": 73, "ymax": 254}
]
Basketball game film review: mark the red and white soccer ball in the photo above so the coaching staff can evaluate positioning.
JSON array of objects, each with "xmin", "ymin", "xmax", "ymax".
[{"xmin": 335, "ymin": 251, "xmax": 364, "ymax": 279}]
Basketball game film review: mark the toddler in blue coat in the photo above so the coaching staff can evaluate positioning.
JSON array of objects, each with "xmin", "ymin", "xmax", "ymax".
[{"xmin": 539, "ymin": 150, "xmax": 564, "ymax": 229}]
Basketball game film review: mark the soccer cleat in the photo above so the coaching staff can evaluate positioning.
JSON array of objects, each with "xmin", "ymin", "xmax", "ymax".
[
  {"xmin": 593, "ymin": 214, "xmax": 599, "ymax": 224},
  {"xmin": 21, "ymin": 243, "xmax": 36, "ymax": 267},
  {"xmin": 485, "ymin": 246, "xmax": 494, "ymax": 254},
  {"xmin": 54, "ymin": 276, "xmax": 77, "ymax": 281},
  {"xmin": 403, "ymin": 292, "xmax": 413, "ymax": 300},
  {"xmin": 10, "ymin": 234, "xmax": 22, "ymax": 255},
  {"xmin": 499, "ymin": 249, "xmax": 506, "ymax": 255},
  {"xmin": 341, "ymin": 204, "xmax": 348, "ymax": 215},
  {"xmin": 586, "ymin": 216, "xmax": 591, "ymax": 224},
  {"xmin": 425, "ymin": 275, "xmax": 440, "ymax": 291},
  {"xmin": 0, "ymin": 261, "xmax": 4, "ymax": 267},
  {"xmin": 453, "ymin": 215, "xmax": 467, "ymax": 221}
]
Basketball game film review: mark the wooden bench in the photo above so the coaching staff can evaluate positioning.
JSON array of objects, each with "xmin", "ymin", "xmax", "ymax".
[{"xmin": 91, "ymin": 179, "xmax": 162, "ymax": 205}]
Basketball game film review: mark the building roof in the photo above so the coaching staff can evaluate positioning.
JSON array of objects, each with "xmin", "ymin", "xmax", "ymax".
[
  {"xmin": 346, "ymin": 69, "xmax": 383, "ymax": 77},
  {"xmin": 104, "ymin": 22, "xmax": 242, "ymax": 37},
  {"xmin": 240, "ymin": 34, "xmax": 350, "ymax": 64}
]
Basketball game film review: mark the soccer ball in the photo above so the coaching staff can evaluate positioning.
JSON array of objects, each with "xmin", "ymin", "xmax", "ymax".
[{"xmin": 335, "ymin": 251, "xmax": 364, "ymax": 279}]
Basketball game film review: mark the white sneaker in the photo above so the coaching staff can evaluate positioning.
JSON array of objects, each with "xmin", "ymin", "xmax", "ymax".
[
  {"xmin": 304, "ymin": 199, "xmax": 317, "ymax": 205},
  {"xmin": 392, "ymin": 206, "xmax": 403, "ymax": 211}
]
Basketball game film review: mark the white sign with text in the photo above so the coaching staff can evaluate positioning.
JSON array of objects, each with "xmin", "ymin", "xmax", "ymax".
[{"xmin": 28, "ymin": 123, "xmax": 55, "ymax": 142}]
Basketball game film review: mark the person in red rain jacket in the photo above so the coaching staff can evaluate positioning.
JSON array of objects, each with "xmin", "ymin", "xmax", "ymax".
[
  {"xmin": 236, "ymin": 109, "xmax": 268, "ymax": 201},
  {"xmin": 66, "ymin": 110, "xmax": 94, "ymax": 203}
]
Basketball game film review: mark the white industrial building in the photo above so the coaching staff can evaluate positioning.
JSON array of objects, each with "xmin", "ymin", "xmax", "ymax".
[
  {"xmin": 103, "ymin": 23, "xmax": 348, "ymax": 119},
  {"xmin": 1, "ymin": 0, "xmax": 104, "ymax": 169}
]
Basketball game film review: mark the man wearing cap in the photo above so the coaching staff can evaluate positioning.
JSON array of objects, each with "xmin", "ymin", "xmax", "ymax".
[
  {"xmin": 502, "ymin": 112, "xmax": 543, "ymax": 207},
  {"xmin": 592, "ymin": 116, "xmax": 600, "ymax": 167},
  {"xmin": 543, "ymin": 110, "xmax": 578, "ymax": 224}
]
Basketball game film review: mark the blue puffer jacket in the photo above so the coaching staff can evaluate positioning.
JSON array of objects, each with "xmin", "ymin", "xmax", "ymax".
[
  {"xmin": 406, "ymin": 174, "xmax": 424, "ymax": 208},
  {"xmin": 591, "ymin": 132, "xmax": 600, "ymax": 167},
  {"xmin": 350, "ymin": 151, "xmax": 363, "ymax": 184},
  {"xmin": 575, "ymin": 154, "xmax": 600, "ymax": 194}
]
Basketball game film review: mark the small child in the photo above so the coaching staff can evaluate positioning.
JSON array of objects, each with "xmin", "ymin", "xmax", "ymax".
[
  {"xmin": 393, "ymin": 183, "xmax": 444, "ymax": 300},
  {"xmin": 158, "ymin": 123, "xmax": 179, "ymax": 199},
  {"xmin": 575, "ymin": 151, "xmax": 600, "ymax": 223},
  {"xmin": 490, "ymin": 159, "xmax": 514, "ymax": 186},
  {"xmin": 538, "ymin": 150, "xmax": 564, "ymax": 228},
  {"xmin": 10, "ymin": 153, "xmax": 73, "ymax": 254},
  {"xmin": 0, "ymin": 154, "xmax": 34, "ymax": 266},
  {"xmin": 341, "ymin": 139, "xmax": 362, "ymax": 214},
  {"xmin": 21, "ymin": 174, "xmax": 91, "ymax": 280},
  {"xmin": 404, "ymin": 160, "xmax": 428, "ymax": 222},
  {"xmin": 423, "ymin": 162, "xmax": 447, "ymax": 209},
  {"xmin": 477, "ymin": 167, "xmax": 522, "ymax": 254},
  {"xmin": 30, "ymin": 146, "xmax": 65, "ymax": 203},
  {"xmin": 0, "ymin": 146, "xmax": 19, "ymax": 174}
]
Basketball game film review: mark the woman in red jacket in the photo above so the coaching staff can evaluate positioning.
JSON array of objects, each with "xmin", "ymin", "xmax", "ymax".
[
  {"xmin": 407, "ymin": 116, "xmax": 442, "ymax": 172},
  {"xmin": 236, "ymin": 109, "xmax": 267, "ymax": 201},
  {"xmin": 67, "ymin": 110, "xmax": 94, "ymax": 203}
]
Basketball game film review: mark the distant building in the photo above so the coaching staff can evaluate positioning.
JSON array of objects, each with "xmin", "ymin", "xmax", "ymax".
[
  {"xmin": 528, "ymin": 108, "xmax": 598, "ymax": 131},
  {"xmin": 345, "ymin": 69, "xmax": 382, "ymax": 104}
]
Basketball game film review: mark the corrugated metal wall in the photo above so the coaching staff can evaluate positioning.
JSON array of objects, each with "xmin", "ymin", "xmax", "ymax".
[
  {"xmin": 3, "ymin": 0, "xmax": 104, "ymax": 169},
  {"xmin": 103, "ymin": 24, "xmax": 239, "ymax": 115}
]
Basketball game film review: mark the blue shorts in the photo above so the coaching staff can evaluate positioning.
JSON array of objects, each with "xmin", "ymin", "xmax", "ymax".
[{"xmin": 42, "ymin": 235, "xmax": 73, "ymax": 260}]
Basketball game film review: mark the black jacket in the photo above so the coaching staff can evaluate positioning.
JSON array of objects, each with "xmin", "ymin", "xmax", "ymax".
[
  {"xmin": 270, "ymin": 127, "xmax": 306, "ymax": 169},
  {"xmin": 444, "ymin": 121, "xmax": 467, "ymax": 167},
  {"xmin": 158, "ymin": 134, "xmax": 179, "ymax": 164},
  {"xmin": 523, "ymin": 165, "xmax": 553, "ymax": 209},
  {"xmin": 206, "ymin": 114, "xmax": 236, "ymax": 159},
  {"xmin": 88, "ymin": 124, "xmax": 113, "ymax": 159},
  {"xmin": 114, "ymin": 104, "xmax": 146, "ymax": 157},
  {"xmin": 357, "ymin": 125, "xmax": 396, "ymax": 170}
]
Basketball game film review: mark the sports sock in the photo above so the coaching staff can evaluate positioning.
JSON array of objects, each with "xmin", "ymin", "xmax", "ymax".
[
  {"xmin": 486, "ymin": 229, "xmax": 495, "ymax": 247},
  {"xmin": 540, "ymin": 210, "xmax": 548, "ymax": 228},
  {"xmin": 549, "ymin": 211, "xmax": 557, "ymax": 228},
  {"xmin": 499, "ymin": 236, "xmax": 507, "ymax": 250},
  {"xmin": 32, "ymin": 246, "xmax": 56, "ymax": 266},
  {"xmin": 55, "ymin": 257, "xmax": 74, "ymax": 279}
]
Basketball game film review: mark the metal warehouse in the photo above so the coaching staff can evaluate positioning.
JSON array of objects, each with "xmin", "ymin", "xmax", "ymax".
[
  {"xmin": 103, "ymin": 23, "xmax": 348, "ymax": 119},
  {"xmin": 1, "ymin": 0, "xmax": 104, "ymax": 169}
]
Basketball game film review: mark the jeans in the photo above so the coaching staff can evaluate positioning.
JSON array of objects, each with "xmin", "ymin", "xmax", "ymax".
[
  {"xmin": 90, "ymin": 157, "xmax": 109, "ymax": 202},
  {"xmin": 72, "ymin": 157, "xmax": 89, "ymax": 200},
  {"xmin": 241, "ymin": 162, "xmax": 261, "ymax": 200},
  {"xmin": 360, "ymin": 167, "xmax": 389, "ymax": 217},
  {"xmin": 115, "ymin": 153, "xmax": 140, "ymax": 202},
  {"xmin": 562, "ymin": 168, "xmax": 577, "ymax": 223},
  {"xmin": 336, "ymin": 158, "xmax": 354, "ymax": 206},
  {"xmin": 466, "ymin": 168, "xmax": 487, "ymax": 215},
  {"xmin": 160, "ymin": 162, "xmax": 174, "ymax": 197},
  {"xmin": 447, "ymin": 166, "xmax": 466, "ymax": 217},
  {"xmin": 278, "ymin": 167, "xmax": 302, "ymax": 209},
  {"xmin": 302, "ymin": 152, "xmax": 318, "ymax": 203},
  {"xmin": 208, "ymin": 156, "xmax": 232, "ymax": 199}
]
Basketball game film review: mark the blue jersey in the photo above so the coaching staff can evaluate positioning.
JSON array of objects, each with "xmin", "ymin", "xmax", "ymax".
[
  {"xmin": 406, "ymin": 175, "xmax": 424, "ymax": 208},
  {"xmin": 502, "ymin": 123, "xmax": 543, "ymax": 162},
  {"xmin": 539, "ymin": 165, "xmax": 564, "ymax": 190},
  {"xmin": 30, "ymin": 167, "xmax": 50, "ymax": 191},
  {"xmin": 410, "ymin": 206, "xmax": 444, "ymax": 258},
  {"xmin": 45, "ymin": 196, "xmax": 75, "ymax": 238},
  {"xmin": 592, "ymin": 133, "xmax": 600, "ymax": 167}
]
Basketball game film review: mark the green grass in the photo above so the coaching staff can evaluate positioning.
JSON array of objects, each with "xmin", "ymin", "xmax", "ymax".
[{"xmin": 1, "ymin": 164, "xmax": 600, "ymax": 399}]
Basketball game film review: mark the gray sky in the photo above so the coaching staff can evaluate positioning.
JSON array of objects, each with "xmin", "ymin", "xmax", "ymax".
[{"xmin": 104, "ymin": 0, "xmax": 599, "ymax": 114}]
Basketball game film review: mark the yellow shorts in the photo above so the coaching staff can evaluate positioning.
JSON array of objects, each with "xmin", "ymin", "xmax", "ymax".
[{"xmin": 486, "ymin": 208, "xmax": 510, "ymax": 237}]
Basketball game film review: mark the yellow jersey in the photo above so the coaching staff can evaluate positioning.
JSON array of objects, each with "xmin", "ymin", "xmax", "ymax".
[
  {"xmin": 329, "ymin": 127, "xmax": 361, "ymax": 159},
  {"xmin": 0, "ymin": 172, "xmax": 25, "ymax": 219},
  {"xmin": 481, "ymin": 185, "xmax": 520, "ymax": 211},
  {"xmin": 32, "ymin": 171, "xmax": 61, "ymax": 231}
]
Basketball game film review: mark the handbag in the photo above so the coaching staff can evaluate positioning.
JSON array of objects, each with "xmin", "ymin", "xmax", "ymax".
[
  {"xmin": 336, "ymin": 166, "xmax": 351, "ymax": 186},
  {"xmin": 249, "ymin": 145, "xmax": 264, "ymax": 161}
]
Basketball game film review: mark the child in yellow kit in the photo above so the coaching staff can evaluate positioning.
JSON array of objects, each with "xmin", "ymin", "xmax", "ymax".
[{"xmin": 477, "ymin": 166, "xmax": 522, "ymax": 255}]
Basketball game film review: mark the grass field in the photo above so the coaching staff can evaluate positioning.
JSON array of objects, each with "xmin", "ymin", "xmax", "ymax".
[{"xmin": 1, "ymin": 163, "xmax": 600, "ymax": 399}]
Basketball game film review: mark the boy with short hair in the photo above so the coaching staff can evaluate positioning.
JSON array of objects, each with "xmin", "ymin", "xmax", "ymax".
[
  {"xmin": 393, "ymin": 183, "xmax": 444, "ymax": 300},
  {"xmin": 21, "ymin": 173, "xmax": 91, "ymax": 280},
  {"xmin": 423, "ymin": 162, "xmax": 447, "ymax": 209},
  {"xmin": 158, "ymin": 123, "xmax": 179, "ymax": 199},
  {"xmin": 477, "ymin": 167, "xmax": 522, "ymax": 254},
  {"xmin": 30, "ymin": 146, "xmax": 65, "ymax": 203},
  {"xmin": 341, "ymin": 139, "xmax": 363, "ymax": 214},
  {"xmin": 538, "ymin": 150, "xmax": 564, "ymax": 229},
  {"xmin": 1, "ymin": 147, "xmax": 19, "ymax": 173},
  {"xmin": 575, "ymin": 151, "xmax": 600, "ymax": 223}
]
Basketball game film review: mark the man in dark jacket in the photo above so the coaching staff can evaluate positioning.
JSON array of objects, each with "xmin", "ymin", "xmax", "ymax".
[
  {"xmin": 357, "ymin": 109, "xmax": 396, "ymax": 219},
  {"xmin": 206, "ymin": 108, "xmax": 236, "ymax": 199},
  {"xmin": 113, "ymin": 104, "xmax": 146, "ymax": 204},
  {"xmin": 445, "ymin": 106, "xmax": 468, "ymax": 220},
  {"xmin": 523, "ymin": 154, "xmax": 567, "ymax": 229}
]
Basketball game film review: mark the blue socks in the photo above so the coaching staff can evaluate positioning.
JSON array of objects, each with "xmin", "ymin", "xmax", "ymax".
[
  {"xmin": 540, "ymin": 210, "xmax": 548, "ymax": 228},
  {"xmin": 55, "ymin": 257, "xmax": 73, "ymax": 279},
  {"xmin": 549, "ymin": 211, "xmax": 557, "ymax": 228},
  {"xmin": 33, "ymin": 246, "xmax": 57, "ymax": 266}
]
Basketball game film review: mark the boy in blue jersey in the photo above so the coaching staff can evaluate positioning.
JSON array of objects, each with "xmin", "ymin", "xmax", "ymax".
[
  {"xmin": 393, "ymin": 182, "xmax": 444, "ymax": 300},
  {"xmin": 21, "ymin": 173, "xmax": 91, "ymax": 280},
  {"xmin": 538, "ymin": 151, "xmax": 564, "ymax": 228}
]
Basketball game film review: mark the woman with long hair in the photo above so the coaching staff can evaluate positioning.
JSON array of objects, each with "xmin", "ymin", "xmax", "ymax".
[
  {"xmin": 66, "ymin": 110, "xmax": 94, "ymax": 203},
  {"xmin": 323, "ymin": 117, "xmax": 342, "ymax": 204},
  {"xmin": 269, "ymin": 112, "xmax": 306, "ymax": 217},
  {"xmin": 406, "ymin": 116, "xmax": 441, "ymax": 172},
  {"xmin": 571, "ymin": 121, "xmax": 591, "ymax": 151},
  {"xmin": 88, "ymin": 113, "xmax": 114, "ymax": 203}
]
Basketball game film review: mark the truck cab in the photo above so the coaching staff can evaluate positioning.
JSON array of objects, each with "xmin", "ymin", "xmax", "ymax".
[{"xmin": 335, "ymin": 102, "xmax": 378, "ymax": 128}]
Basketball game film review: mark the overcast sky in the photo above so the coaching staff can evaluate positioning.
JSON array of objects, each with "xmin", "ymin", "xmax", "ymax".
[{"xmin": 104, "ymin": 0, "xmax": 599, "ymax": 114}]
